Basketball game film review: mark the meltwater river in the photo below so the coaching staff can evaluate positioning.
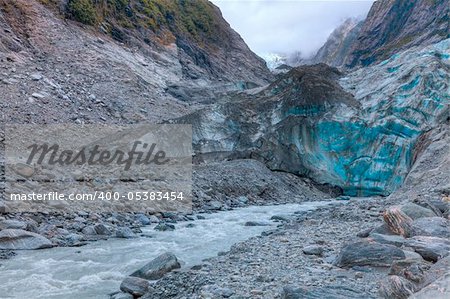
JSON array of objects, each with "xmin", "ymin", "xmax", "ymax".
[{"xmin": 0, "ymin": 202, "xmax": 331, "ymax": 298}]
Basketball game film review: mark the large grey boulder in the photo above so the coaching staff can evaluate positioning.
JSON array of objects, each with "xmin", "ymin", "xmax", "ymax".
[
  {"xmin": 405, "ymin": 236, "xmax": 450, "ymax": 262},
  {"xmin": 131, "ymin": 252, "xmax": 181, "ymax": 280},
  {"xmin": 0, "ymin": 220, "xmax": 27, "ymax": 230},
  {"xmin": 411, "ymin": 217, "xmax": 450, "ymax": 238},
  {"xmin": 0, "ymin": 229, "xmax": 53, "ymax": 250},
  {"xmin": 81, "ymin": 224, "xmax": 113, "ymax": 236},
  {"xmin": 115, "ymin": 227, "xmax": 137, "ymax": 239},
  {"xmin": 399, "ymin": 202, "xmax": 437, "ymax": 220},
  {"xmin": 120, "ymin": 276, "xmax": 149, "ymax": 297},
  {"xmin": 334, "ymin": 241, "xmax": 405, "ymax": 268}
]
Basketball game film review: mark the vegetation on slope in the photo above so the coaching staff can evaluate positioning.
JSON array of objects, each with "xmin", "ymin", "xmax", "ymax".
[{"xmin": 40, "ymin": 0, "xmax": 225, "ymax": 46}]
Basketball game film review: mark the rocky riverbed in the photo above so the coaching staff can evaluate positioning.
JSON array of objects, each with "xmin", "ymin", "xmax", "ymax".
[{"xmin": 129, "ymin": 195, "xmax": 449, "ymax": 299}]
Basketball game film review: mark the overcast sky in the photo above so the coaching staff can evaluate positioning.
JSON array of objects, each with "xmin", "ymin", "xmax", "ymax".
[{"xmin": 211, "ymin": 0, "xmax": 374, "ymax": 57}]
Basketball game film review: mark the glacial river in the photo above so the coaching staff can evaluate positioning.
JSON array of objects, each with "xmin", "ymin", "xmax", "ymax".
[{"xmin": 0, "ymin": 201, "xmax": 331, "ymax": 298}]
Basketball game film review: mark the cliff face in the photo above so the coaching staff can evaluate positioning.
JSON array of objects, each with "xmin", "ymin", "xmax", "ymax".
[
  {"xmin": 345, "ymin": 0, "xmax": 449, "ymax": 68},
  {"xmin": 310, "ymin": 18, "xmax": 363, "ymax": 68}
]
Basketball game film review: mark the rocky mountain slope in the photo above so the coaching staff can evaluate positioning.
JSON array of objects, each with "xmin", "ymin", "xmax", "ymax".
[
  {"xmin": 311, "ymin": 0, "xmax": 448, "ymax": 69},
  {"xmin": 0, "ymin": 0, "xmax": 271, "ymax": 127},
  {"xmin": 44, "ymin": 0, "xmax": 273, "ymax": 84},
  {"xmin": 346, "ymin": 0, "xmax": 449, "ymax": 68},
  {"xmin": 310, "ymin": 18, "xmax": 363, "ymax": 68}
]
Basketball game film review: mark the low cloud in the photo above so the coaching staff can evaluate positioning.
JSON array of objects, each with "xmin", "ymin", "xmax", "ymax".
[{"xmin": 211, "ymin": 0, "xmax": 374, "ymax": 57}]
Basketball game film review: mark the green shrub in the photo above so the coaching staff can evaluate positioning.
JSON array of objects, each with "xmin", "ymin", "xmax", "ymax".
[{"xmin": 67, "ymin": 0, "xmax": 98, "ymax": 25}]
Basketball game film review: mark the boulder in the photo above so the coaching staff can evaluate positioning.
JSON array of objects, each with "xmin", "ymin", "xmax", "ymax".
[
  {"xmin": 148, "ymin": 215, "xmax": 160, "ymax": 223},
  {"xmin": 418, "ymin": 256, "xmax": 450, "ymax": 288},
  {"xmin": 81, "ymin": 225, "xmax": 97, "ymax": 235},
  {"xmin": 94, "ymin": 224, "xmax": 112, "ymax": 235},
  {"xmin": 131, "ymin": 252, "xmax": 181, "ymax": 280},
  {"xmin": 65, "ymin": 233, "xmax": 84, "ymax": 244},
  {"xmin": 154, "ymin": 223, "xmax": 175, "ymax": 231},
  {"xmin": 207, "ymin": 200, "xmax": 223, "ymax": 210},
  {"xmin": 399, "ymin": 202, "xmax": 437, "ymax": 219},
  {"xmin": 115, "ymin": 227, "xmax": 137, "ymax": 239},
  {"xmin": 136, "ymin": 214, "xmax": 151, "ymax": 225},
  {"xmin": 383, "ymin": 206, "xmax": 414, "ymax": 237},
  {"xmin": 111, "ymin": 292, "xmax": 133, "ymax": 299},
  {"xmin": 357, "ymin": 227, "xmax": 373, "ymax": 238},
  {"xmin": 0, "ymin": 229, "xmax": 53, "ymax": 250},
  {"xmin": 371, "ymin": 223, "xmax": 396, "ymax": 236},
  {"xmin": 13, "ymin": 163, "xmax": 35, "ymax": 177},
  {"xmin": 120, "ymin": 276, "xmax": 149, "ymax": 297},
  {"xmin": 200, "ymin": 285, "xmax": 235, "ymax": 298},
  {"xmin": 379, "ymin": 275, "xmax": 416, "ymax": 299},
  {"xmin": 405, "ymin": 236, "xmax": 450, "ymax": 262},
  {"xmin": 0, "ymin": 201, "xmax": 7, "ymax": 214},
  {"xmin": 0, "ymin": 220, "xmax": 27, "ymax": 230},
  {"xmin": 413, "ymin": 197, "xmax": 449, "ymax": 216},
  {"xmin": 389, "ymin": 260, "xmax": 430, "ymax": 283},
  {"xmin": 402, "ymin": 250, "xmax": 425, "ymax": 263},
  {"xmin": 412, "ymin": 273, "xmax": 450, "ymax": 299},
  {"xmin": 334, "ymin": 241, "xmax": 405, "ymax": 268},
  {"xmin": 302, "ymin": 245, "xmax": 324, "ymax": 256},
  {"xmin": 410, "ymin": 217, "xmax": 450, "ymax": 238},
  {"xmin": 410, "ymin": 256, "xmax": 450, "ymax": 298},
  {"xmin": 368, "ymin": 233, "xmax": 406, "ymax": 247},
  {"xmin": 244, "ymin": 221, "xmax": 271, "ymax": 227}
]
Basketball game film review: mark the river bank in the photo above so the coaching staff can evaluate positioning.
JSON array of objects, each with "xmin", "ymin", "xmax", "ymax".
[
  {"xmin": 137, "ymin": 195, "xmax": 449, "ymax": 299},
  {"xmin": 0, "ymin": 202, "xmax": 334, "ymax": 298}
]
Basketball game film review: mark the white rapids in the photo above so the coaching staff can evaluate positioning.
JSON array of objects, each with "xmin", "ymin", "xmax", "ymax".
[{"xmin": 0, "ymin": 201, "xmax": 332, "ymax": 299}]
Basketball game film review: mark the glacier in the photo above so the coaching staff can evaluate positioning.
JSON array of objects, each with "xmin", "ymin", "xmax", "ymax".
[{"xmin": 178, "ymin": 39, "xmax": 450, "ymax": 196}]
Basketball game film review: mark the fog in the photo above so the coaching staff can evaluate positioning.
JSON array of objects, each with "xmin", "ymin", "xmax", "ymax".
[{"xmin": 211, "ymin": 0, "xmax": 374, "ymax": 57}]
